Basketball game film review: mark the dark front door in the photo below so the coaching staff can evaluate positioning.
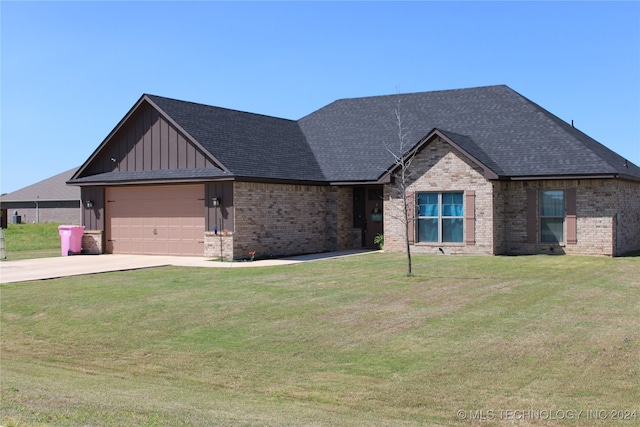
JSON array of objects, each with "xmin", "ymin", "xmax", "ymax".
[
  {"xmin": 353, "ymin": 186, "xmax": 384, "ymax": 249},
  {"xmin": 364, "ymin": 187, "xmax": 383, "ymax": 248}
]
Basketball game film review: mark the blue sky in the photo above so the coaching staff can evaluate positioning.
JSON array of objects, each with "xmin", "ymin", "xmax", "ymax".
[{"xmin": 1, "ymin": 1, "xmax": 639, "ymax": 194}]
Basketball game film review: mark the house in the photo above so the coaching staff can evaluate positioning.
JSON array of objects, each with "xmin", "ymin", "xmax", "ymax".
[
  {"xmin": 1, "ymin": 167, "xmax": 81, "ymax": 225},
  {"xmin": 68, "ymin": 85, "xmax": 640, "ymax": 258}
]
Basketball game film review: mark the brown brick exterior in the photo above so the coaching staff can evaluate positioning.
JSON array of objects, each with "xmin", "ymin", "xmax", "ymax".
[
  {"xmin": 78, "ymin": 182, "xmax": 360, "ymax": 259},
  {"xmin": 81, "ymin": 230, "xmax": 103, "ymax": 255},
  {"xmin": 79, "ymin": 152, "xmax": 640, "ymax": 258},
  {"xmin": 614, "ymin": 179, "xmax": 640, "ymax": 255},
  {"xmin": 499, "ymin": 179, "xmax": 640, "ymax": 256},
  {"xmin": 231, "ymin": 182, "xmax": 341, "ymax": 259},
  {"xmin": 384, "ymin": 137, "xmax": 495, "ymax": 255},
  {"xmin": 384, "ymin": 137, "xmax": 640, "ymax": 256},
  {"xmin": 202, "ymin": 184, "xmax": 357, "ymax": 261},
  {"xmin": 204, "ymin": 231, "xmax": 234, "ymax": 261}
]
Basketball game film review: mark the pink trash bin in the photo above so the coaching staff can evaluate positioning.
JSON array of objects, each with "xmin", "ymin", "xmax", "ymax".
[{"xmin": 58, "ymin": 225, "xmax": 85, "ymax": 256}]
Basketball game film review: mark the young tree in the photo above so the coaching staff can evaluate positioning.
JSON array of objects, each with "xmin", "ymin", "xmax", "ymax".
[{"xmin": 384, "ymin": 97, "xmax": 418, "ymax": 275}]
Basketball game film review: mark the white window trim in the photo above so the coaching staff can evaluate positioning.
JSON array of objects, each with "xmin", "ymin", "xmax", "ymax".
[{"xmin": 417, "ymin": 191, "xmax": 464, "ymax": 243}]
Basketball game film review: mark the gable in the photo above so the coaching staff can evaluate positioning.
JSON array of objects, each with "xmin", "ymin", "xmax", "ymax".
[
  {"xmin": 73, "ymin": 100, "xmax": 222, "ymax": 183},
  {"xmin": 407, "ymin": 136, "xmax": 489, "ymax": 187},
  {"xmin": 300, "ymin": 85, "xmax": 640, "ymax": 182},
  {"xmin": 70, "ymin": 86, "xmax": 640, "ymax": 187},
  {"xmin": 379, "ymin": 129, "xmax": 502, "ymax": 183}
]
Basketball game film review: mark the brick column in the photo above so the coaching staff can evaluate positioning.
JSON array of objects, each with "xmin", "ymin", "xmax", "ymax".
[
  {"xmin": 82, "ymin": 230, "xmax": 103, "ymax": 254},
  {"xmin": 205, "ymin": 231, "xmax": 234, "ymax": 261}
]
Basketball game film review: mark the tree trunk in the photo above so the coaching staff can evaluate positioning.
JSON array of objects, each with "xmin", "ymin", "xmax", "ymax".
[{"xmin": 404, "ymin": 197, "xmax": 412, "ymax": 275}]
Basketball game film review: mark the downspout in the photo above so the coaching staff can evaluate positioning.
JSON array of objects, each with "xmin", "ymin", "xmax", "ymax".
[{"xmin": 35, "ymin": 198, "xmax": 39, "ymax": 224}]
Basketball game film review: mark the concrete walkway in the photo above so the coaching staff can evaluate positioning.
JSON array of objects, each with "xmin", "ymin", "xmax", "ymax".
[{"xmin": 0, "ymin": 250, "xmax": 376, "ymax": 284}]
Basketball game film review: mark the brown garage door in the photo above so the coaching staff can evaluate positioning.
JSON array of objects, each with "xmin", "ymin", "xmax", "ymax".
[{"xmin": 106, "ymin": 185, "xmax": 205, "ymax": 256}]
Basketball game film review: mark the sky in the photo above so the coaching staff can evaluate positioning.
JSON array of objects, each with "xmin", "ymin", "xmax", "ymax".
[{"xmin": 1, "ymin": 1, "xmax": 639, "ymax": 194}]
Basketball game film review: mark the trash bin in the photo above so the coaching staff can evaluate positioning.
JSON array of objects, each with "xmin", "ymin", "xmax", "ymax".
[{"xmin": 58, "ymin": 225, "xmax": 85, "ymax": 256}]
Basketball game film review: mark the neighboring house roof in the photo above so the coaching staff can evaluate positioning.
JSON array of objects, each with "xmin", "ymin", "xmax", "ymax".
[
  {"xmin": 1, "ymin": 167, "xmax": 80, "ymax": 202},
  {"xmin": 69, "ymin": 85, "xmax": 640, "ymax": 185}
]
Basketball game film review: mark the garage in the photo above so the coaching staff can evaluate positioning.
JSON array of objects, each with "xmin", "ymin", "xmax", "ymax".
[{"xmin": 105, "ymin": 185, "xmax": 205, "ymax": 256}]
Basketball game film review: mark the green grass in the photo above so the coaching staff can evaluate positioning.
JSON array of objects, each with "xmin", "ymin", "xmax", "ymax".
[
  {"xmin": 1, "ymin": 223, "xmax": 62, "ymax": 260},
  {"xmin": 1, "ymin": 253, "xmax": 639, "ymax": 426}
]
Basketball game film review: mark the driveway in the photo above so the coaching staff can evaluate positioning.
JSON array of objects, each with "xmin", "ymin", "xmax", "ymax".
[{"xmin": 0, "ymin": 250, "xmax": 375, "ymax": 284}]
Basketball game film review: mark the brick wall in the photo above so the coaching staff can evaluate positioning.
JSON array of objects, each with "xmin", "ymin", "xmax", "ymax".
[
  {"xmin": 232, "ymin": 182, "xmax": 339, "ymax": 259},
  {"xmin": 383, "ymin": 136, "xmax": 640, "ymax": 257},
  {"xmin": 0, "ymin": 201, "xmax": 81, "ymax": 225},
  {"xmin": 82, "ymin": 230, "xmax": 103, "ymax": 255},
  {"xmin": 614, "ymin": 180, "xmax": 640, "ymax": 255},
  {"xmin": 499, "ymin": 179, "xmax": 640, "ymax": 256},
  {"xmin": 384, "ymin": 137, "xmax": 495, "ymax": 255},
  {"xmin": 491, "ymin": 182, "xmax": 507, "ymax": 254},
  {"xmin": 204, "ymin": 231, "xmax": 234, "ymax": 261}
]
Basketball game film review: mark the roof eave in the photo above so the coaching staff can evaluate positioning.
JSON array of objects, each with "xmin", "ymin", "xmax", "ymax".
[
  {"xmin": 507, "ymin": 174, "xmax": 621, "ymax": 181},
  {"xmin": 617, "ymin": 173, "xmax": 640, "ymax": 182},
  {"xmin": 67, "ymin": 175, "xmax": 331, "ymax": 187},
  {"xmin": 0, "ymin": 198, "xmax": 80, "ymax": 203},
  {"xmin": 67, "ymin": 176, "xmax": 236, "ymax": 187},
  {"xmin": 328, "ymin": 178, "xmax": 388, "ymax": 186},
  {"xmin": 233, "ymin": 175, "xmax": 330, "ymax": 186}
]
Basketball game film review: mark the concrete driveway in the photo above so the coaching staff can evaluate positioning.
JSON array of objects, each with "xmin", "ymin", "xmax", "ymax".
[{"xmin": 0, "ymin": 250, "xmax": 375, "ymax": 284}]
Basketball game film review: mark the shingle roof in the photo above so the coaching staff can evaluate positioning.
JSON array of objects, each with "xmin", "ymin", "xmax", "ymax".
[
  {"xmin": 1, "ymin": 167, "xmax": 80, "ymax": 202},
  {"xmin": 298, "ymin": 85, "xmax": 640, "ymax": 181},
  {"xmin": 435, "ymin": 129, "xmax": 504, "ymax": 177},
  {"xmin": 145, "ymin": 95, "xmax": 327, "ymax": 182},
  {"xmin": 71, "ymin": 85, "xmax": 640, "ymax": 186}
]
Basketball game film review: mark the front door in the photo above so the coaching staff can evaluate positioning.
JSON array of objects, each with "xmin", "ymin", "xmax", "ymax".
[{"xmin": 364, "ymin": 187, "xmax": 384, "ymax": 248}]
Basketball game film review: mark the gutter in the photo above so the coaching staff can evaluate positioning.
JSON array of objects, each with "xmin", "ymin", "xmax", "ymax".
[{"xmin": 506, "ymin": 174, "xmax": 619, "ymax": 181}]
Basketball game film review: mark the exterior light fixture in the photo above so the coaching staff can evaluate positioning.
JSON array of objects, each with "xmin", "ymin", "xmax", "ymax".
[
  {"xmin": 212, "ymin": 197, "xmax": 220, "ymax": 207},
  {"xmin": 86, "ymin": 200, "xmax": 94, "ymax": 208}
]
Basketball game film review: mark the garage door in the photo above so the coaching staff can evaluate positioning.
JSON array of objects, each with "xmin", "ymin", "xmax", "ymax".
[{"xmin": 106, "ymin": 185, "xmax": 205, "ymax": 256}]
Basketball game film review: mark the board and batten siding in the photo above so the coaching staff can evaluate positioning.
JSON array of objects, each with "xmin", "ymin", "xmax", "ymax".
[{"xmin": 85, "ymin": 102, "xmax": 218, "ymax": 176}]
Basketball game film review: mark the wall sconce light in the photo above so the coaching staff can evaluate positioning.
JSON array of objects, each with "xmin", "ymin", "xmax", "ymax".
[
  {"xmin": 212, "ymin": 197, "xmax": 220, "ymax": 207},
  {"xmin": 86, "ymin": 200, "xmax": 94, "ymax": 208}
]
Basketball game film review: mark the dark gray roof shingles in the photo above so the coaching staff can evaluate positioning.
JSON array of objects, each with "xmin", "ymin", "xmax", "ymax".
[
  {"xmin": 299, "ymin": 85, "xmax": 640, "ymax": 181},
  {"xmin": 300, "ymin": 86, "xmax": 640, "ymax": 179},
  {"xmin": 72, "ymin": 86, "xmax": 640, "ymax": 185},
  {"xmin": 146, "ymin": 95, "xmax": 327, "ymax": 182}
]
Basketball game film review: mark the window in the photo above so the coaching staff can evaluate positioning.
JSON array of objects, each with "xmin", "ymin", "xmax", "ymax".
[
  {"xmin": 417, "ymin": 192, "xmax": 464, "ymax": 243},
  {"xmin": 540, "ymin": 190, "xmax": 564, "ymax": 243}
]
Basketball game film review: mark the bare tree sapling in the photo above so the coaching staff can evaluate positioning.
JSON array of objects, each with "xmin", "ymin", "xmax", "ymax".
[{"xmin": 384, "ymin": 98, "xmax": 418, "ymax": 275}]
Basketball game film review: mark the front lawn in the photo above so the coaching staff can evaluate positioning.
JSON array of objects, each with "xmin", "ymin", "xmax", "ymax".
[
  {"xmin": 1, "ymin": 222, "xmax": 62, "ymax": 260},
  {"xmin": 1, "ymin": 253, "xmax": 638, "ymax": 426}
]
